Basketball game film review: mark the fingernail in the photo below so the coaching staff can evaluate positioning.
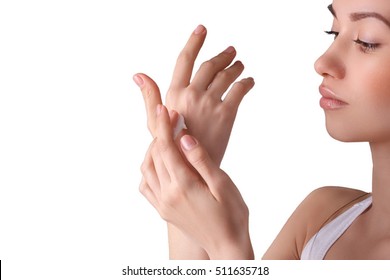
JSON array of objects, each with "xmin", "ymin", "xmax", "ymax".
[
  {"xmin": 181, "ymin": 135, "xmax": 198, "ymax": 151},
  {"xmin": 223, "ymin": 46, "xmax": 235, "ymax": 53},
  {"xmin": 156, "ymin": 104, "xmax": 163, "ymax": 116},
  {"xmin": 194, "ymin": 24, "xmax": 205, "ymax": 35},
  {"xmin": 133, "ymin": 74, "xmax": 144, "ymax": 87}
]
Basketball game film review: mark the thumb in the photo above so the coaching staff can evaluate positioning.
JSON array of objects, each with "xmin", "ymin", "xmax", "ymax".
[
  {"xmin": 133, "ymin": 73, "xmax": 163, "ymax": 137},
  {"xmin": 180, "ymin": 134, "xmax": 220, "ymax": 185}
]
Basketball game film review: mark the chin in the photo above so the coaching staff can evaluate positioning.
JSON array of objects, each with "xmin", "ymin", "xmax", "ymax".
[
  {"xmin": 324, "ymin": 123, "xmax": 390, "ymax": 143},
  {"xmin": 325, "ymin": 122, "xmax": 366, "ymax": 143},
  {"xmin": 327, "ymin": 131, "xmax": 358, "ymax": 142},
  {"xmin": 323, "ymin": 112, "xmax": 390, "ymax": 143}
]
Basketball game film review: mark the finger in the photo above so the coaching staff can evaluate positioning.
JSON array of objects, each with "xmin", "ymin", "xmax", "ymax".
[
  {"xmin": 168, "ymin": 109, "xmax": 179, "ymax": 126},
  {"xmin": 223, "ymin": 77, "xmax": 255, "ymax": 110},
  {"xmin": 179, "ymin": 134, "xmax": 221, "ymax": 188},
  {"xmin": 133, "ymin": 73, "xmax": 163, "ymax": 137},
  {"xmin": 169, "ymin": 25, "xmax": 207, "ymax": 89},
  {"xmin": 156, "ymin": 105, "xmax": 191, "ymax": 181},
  {"xmin": 151, "ymin": 137, "xmax": 172, "ymax": 186},
  {"xmin": 191, "ymin": 46, "xmax": 237, "ymax": 90},
  {"xmin": 207, "ymin": 60, "xmax": 244, "ymax": 99},
  {"xmin": 141, "ymin": 141, "xmax": 162, "ymax": 197},
  {"xmin": 139, "ymin": 177, "xmax": 160, "ymax": 210}
]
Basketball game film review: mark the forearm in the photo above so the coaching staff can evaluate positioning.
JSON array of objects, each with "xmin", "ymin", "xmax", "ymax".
[{"xmin": 168, "ymin": 224, "xmax": 209, "ymax": 260}]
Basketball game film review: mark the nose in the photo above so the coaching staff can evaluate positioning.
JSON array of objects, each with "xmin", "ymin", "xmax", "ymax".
[{"xmin": 314, "ymin": 42, "xmax": 346, "ymax": 79}]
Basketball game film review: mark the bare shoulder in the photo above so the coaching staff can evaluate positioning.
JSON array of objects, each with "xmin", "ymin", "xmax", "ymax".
[
  {"xmin": 298, "ymin": 186, "xmax": 369, "ymax": 237},
  {"xmin": 304, "ymin": 186, "xmax": 368, "ymax": 206},
  {"xmin": 301, "ymin": 186, "xmax": 368, "ymax": 219},
  {"xmin": 262, "ymin": 186, "xmax": 369, "ymax": 260}
]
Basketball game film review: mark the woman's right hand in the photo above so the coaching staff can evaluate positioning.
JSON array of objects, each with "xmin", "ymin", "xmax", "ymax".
[
  {"xmin": 140, "ymin": 105, "xmax": 254, "ymax": 259},
  {"xmin": 134, "ymin": 24, "xmax": 254, "ymax": 166}
]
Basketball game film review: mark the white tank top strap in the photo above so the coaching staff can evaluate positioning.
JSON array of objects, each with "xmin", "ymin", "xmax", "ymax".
[{"xmin": 300, "ymin": 195, "xmax": 372, "ymax": 260}]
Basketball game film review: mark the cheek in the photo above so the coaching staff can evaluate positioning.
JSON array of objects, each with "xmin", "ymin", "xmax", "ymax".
[
  {"xmin": 359, "ymin": 62, "xmax": 390, "ymax": 116},
  {"xmin": 348, "ymin": 64, "xmax": 390, "ymax": 141},
  {"xmin": 325, "ymin": 60, "xmax": 390, "ymax": 142}
]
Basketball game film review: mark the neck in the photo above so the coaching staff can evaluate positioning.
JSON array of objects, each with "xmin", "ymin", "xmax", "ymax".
[{"xmin": 369, "ymin": 142, "xmax": 390, "ymax": 217}]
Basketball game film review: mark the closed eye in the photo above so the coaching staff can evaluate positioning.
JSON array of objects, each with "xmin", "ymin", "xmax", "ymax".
[{"xmin": 353, "ymin": 39, "xmax": 380, "ymax": 53}]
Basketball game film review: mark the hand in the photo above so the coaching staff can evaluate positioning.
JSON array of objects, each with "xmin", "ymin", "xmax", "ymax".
[
  {"xmin": 134, "ymin": 24, "xmax": 254, "ymax": 166},
  {"xmin": 140, "ymin": 105, "xmax": 254, "ymax": 259}
]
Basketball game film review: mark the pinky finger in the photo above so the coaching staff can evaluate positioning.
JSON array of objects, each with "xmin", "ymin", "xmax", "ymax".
[{"xmin": 223, "ymin": 77, "xmax": 255, "ymax": 111}]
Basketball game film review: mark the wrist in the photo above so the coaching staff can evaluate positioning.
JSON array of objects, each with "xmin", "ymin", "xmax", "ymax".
[
  {"xmin": 167, "ymin": 223, "xmax": 210, "ymax": 260},
  {"xmin": 206, "ymin": 233, "xmax": 254, "ymax": 260}
]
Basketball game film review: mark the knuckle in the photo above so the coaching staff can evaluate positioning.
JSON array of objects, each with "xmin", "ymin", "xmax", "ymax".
[
  {"xmin": 142, "ymin": 86, "xmax": 154, "ymax": 101},
  {"xmin": 158, "ymin": 189, "xmax": 185, "ymax": 222},
  {"xmin": 200, "ymin": 59, "xmax": 217, "ymax": 72},
  {"xmin": 157, "ymin": 137, "xmax": 170, "ymax": 153},
  {"xmin": 205, "ymin": 95, "xmax": 217, "ymax": 107},
  {"xmin": 186, "ymin": 86, "xmax": 200, "ymax": 96},
  {"xmin": 233, "ymin": 60, "xmax": 245, "ymax": 72},
  {"xmin": 161, "ymin": 185, "xmax": 184, "ymax": 206},
  {"xmin": 184, "ymin": 88, "xmax": 199, "ymax": 105},
  {"xmin": 215, "ymin": 69, "xmax": 230, "ymax": 81},
  {"xmin": 223, "ymin": 97, "xmax": 237, "ymax": 111},
  {"xmin": 138, "ymin": 180, "xmax": 148, "ymax": 195},
  {"xmin": 196, "ymin": 93, "xmax": 214, "ymax": 109},
  {"xmin": 177, "ymin": 50, "xmax": 194, "ymax": 64},
  {"xmin": 209, "ymin": 170, "xmax": 231, "ymax": 191},
  {"xmin": 213, "ymin": 175, "xmax": 229, "ymax": 192},
  {"xmin": 165, "ymin": 89, "xmax": 176, "ymax": 105},
  {"xmin": 232, "ymin": 80, "xmax": 246, "ymax": 92},
  {"xmin": 140, "ymin": 160, "xmax": 149, "ymax": 175},
  {"xmin": 191, "ymin": 149, "xmax": 209, "ymax": 167},
  {"xmin": 235, "ymin": 60, "xmax": 244, "ymax": 67}
]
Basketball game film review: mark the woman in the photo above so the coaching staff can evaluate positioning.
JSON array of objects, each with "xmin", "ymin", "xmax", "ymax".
[{"xmin": 133, "ymin": 0, "xmax": 390, "ymax": 259}]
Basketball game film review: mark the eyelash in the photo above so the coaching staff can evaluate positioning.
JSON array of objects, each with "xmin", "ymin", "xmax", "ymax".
[{"xmin": 324, "ymin": 30, "xmax": 380, "ymax": 53}]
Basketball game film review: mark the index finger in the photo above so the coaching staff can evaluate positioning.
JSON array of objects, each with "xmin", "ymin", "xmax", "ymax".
[
  {"xmin": 133, "ymin": 73, "xmax": 163, "ymax": 137},
  {"xmin": 169, "ymin": 25, "xmax": 207, "ymax": 89}
]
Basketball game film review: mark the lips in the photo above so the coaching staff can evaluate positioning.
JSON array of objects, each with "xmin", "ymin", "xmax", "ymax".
[{"xmin": 319, "ymin": 85, "xmax": 348, "ymax": 110}]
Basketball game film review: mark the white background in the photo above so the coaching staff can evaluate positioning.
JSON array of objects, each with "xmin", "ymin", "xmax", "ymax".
[{"xmin": 0, "ymin": 0, "xmax": 374, "ymax": 279}]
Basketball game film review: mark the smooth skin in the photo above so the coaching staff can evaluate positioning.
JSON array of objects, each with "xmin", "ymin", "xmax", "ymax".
[
  {"xmin": 136, "ymin": 0, "xmax": 390, "ymax": 259},
  {"xmin": 140, "ymin": 105, "xmax": 253, "ymax": 259},
  {"xmin": 134, "ymin": 25, "xmax": 254, "ymax": 259},
  {"xmin": 134, "ymin": 25, "xmax": 254, "ymax": 166}
]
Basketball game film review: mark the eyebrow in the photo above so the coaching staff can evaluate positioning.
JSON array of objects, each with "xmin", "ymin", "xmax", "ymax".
[{"xmin": 328, "ymin": 4, "xmax": 390, "ymax": 29}]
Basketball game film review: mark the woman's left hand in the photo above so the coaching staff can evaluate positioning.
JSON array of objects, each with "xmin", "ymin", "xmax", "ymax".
[{"xmin": 140, "ymin": 105, "xmax": 254, "ymax": 259}]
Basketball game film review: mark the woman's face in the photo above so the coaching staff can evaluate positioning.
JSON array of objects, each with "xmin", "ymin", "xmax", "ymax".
[{"xmin": 315, "ymin": 0, "xmax": 390, "ymax": 143}]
